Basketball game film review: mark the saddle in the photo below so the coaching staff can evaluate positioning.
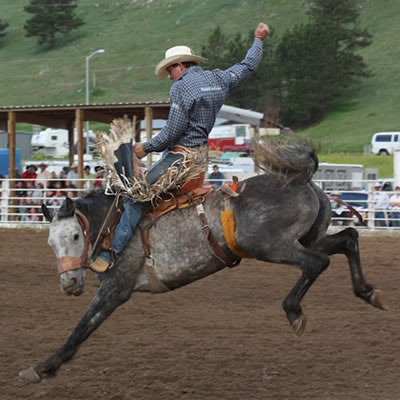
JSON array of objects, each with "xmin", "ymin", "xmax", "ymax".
[{"xmin": 97, "ymin": 170, "xmax": 244, "ymax": 294}]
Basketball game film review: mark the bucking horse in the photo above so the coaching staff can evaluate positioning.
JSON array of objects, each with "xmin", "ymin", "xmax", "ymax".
[{"xmin": 19, "ymin": 135, "xmax": 387, "ymax": 383}]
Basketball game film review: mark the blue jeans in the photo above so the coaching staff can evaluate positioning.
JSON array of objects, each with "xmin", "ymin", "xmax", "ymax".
[
  {"xmin": 99, "ymin": 151, "xmax": 184, "ymax": 263},
  {"xmin": 375, "ymin": 211, "xmax": 386, "ymax": 227},
  {"xmin": 391, "ymin": 211, "xmax": 400, "ymax": 227}
]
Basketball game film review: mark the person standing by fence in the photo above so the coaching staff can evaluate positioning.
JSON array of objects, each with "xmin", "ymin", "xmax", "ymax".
[
  {"xmin": 208, "ymin": 165, "xmax": 225, "ymax": 188},
  {"xmin": 374, "ymin": 182, "xmax": 390, "ymax": 227},
  {"xmin": 389, "ymin": 185, "xmax": 400, "ymax": 227}
]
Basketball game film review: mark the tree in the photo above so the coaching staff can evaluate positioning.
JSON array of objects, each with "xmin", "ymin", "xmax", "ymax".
[
  {"xmin": 277, "ymin": 0, "xmax": 372, "ymax": 127},
  {"xmin": 24, "ymin": 0, "xmax": 84, "ymax": 48},
  {"xmin": 0, "ymin": 19, "xmax": 9, "ymax": 38}
]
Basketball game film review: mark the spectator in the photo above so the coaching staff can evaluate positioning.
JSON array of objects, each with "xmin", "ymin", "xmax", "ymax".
[
  {"xmin": 94, "ymin": 166, "xmax": 105, "ymax": 188},
  {"xmin": 67, "ymin": 164, "xmax": 78, "ymax": 186},
  {"xmin": 48, "ymin": 171, "xmax": 58, "ymax": 191},
  {"xmin": 83, "ymin": 165, "xmax": 95, "ymax": 192},
  {"xmin": 59, "ymin": 170, "xmax": 67, "ymax": 186},
  {"xmin": 31, "ymin": 182, "xmax": 45, "ymax": 205},
  {"xmin": 330, "ymin": 191, "xmax": 351, "ymax": 226},
  {"xmin": 389, "ymin": 185, "xmax": 400, "ymax": 227},
  {"xmin": 29, "ymin": 206, "xmax": 40, "ymax": 222},
  {"xmin": 18, "ymin": 198, "xmax": 30, "ymax": 222},
  {"xmin": 36, "ymin": 163, "xmax": 51, "ymax": 188},
  {"xmin": 15, "ymin": 181, "xmax": 26, "ymax": 198},
  {"xmin": 47, "ymin": 190, "xmax": 64, "ymax": 209},
  {"xmin": 21, "ymin": 164, "xmax": 37, "ymax": 185},
  {"xmin": 374, "ymin": 182, "xmax": 390, "ymax": 227},
  {"xmin": 208, "ymin": 165, "xmax": 225, "ymax": 188},
  {"xmin": 25, "ymin": 180, "xmax": 35, "ymax": 199}
]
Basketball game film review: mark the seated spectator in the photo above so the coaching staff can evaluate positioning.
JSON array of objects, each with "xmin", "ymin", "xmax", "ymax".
[
  {"xmin": 46, "ymin": 190, "xmax": 64, "ymax": 209},
  {"xmin": 94, "ymin": 166, "xmax": 105, "ymax": 188},
  {"xmin": 18, "ymin": 198, "xmax": 30, "ymax": 222},
  {"xmin": 29, "ymin": 206, "xmax": 40, "ymax": 222},
  {"xmin": 48, "ymin": 171, "xmax": 58, "ymax": 191},
  {"xmin": 25, "ymin": 180, "xmax": 35, "ymax": 199},
  {"xmin": 15, "ymin": 181, "xmax": 26, "ymax": 198},
  {"xmin": 389, "ymin": 185, "xmax": 400, "ymax": 227},
  {"xmin": 31, "ymin": 182, "xmax": 45, "ymax": 205},
  {"xmin": 67, "ymin": 164, "xmax": 78, "ymax": 187},
  {"xmin": 59, "ymin": 170, "xmax": 67, "ymax": 187},
  {"xmin": 208, "ymin": 165, "xmax": 225, "ymax": 188},
  {"xmin": 83, "ymin": 165, "xmax": 95, "ymax": 192},
  {"xmin": 64, "ymin": 179, "xmax": 76, "ymax": 190}
]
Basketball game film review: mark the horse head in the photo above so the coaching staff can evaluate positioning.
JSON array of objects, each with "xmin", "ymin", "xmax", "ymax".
[{"xmin": 42, "ymin": 197, "xmax": 90, "ymax": 296}]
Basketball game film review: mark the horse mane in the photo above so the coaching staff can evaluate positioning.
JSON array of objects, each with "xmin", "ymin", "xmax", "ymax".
[
  {"xmin": 58, "ymin": 189, "xmax": 114, "ymax": 221},
  {"xmin": 252, "ymin": 136, "xmax": 319, "ymax": 184}
]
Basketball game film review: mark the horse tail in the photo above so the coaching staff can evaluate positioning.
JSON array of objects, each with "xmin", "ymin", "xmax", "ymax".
[{"xmin": 252, "ymin": 136, "xmax": 318, "ymax": 184}]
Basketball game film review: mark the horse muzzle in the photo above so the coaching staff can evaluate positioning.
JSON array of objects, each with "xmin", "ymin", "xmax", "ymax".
[{"xmin": 60, "ymin": 271, "xmax": 86, "ymax": 296}]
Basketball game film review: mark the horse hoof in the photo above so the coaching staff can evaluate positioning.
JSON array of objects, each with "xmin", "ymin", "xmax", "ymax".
[
  {"xmin": 292, "ymin": 314, "xmax": 307, "ymax": 336},
  {"xmin": 19, "ymin": 367, "xmax": 41, "ymax": 383},
  {"xmin": 370, "ymin": 289, "xmax": 388, "ymax": 311}
]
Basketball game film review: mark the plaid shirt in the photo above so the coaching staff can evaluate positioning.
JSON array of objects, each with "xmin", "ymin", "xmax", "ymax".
[{"xmin": 143, "ymin": 39, "xmax": 263, "ymax": 153}]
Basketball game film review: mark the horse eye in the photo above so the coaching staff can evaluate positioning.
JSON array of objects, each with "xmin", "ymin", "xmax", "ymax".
[{"xmin": 73, "ymin": 234, "xmax": 79, "ymax": 241}]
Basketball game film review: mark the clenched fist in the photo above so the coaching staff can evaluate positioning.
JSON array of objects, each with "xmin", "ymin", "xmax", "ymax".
[{"xmin": 255, "ymin": 23, "xmax": 270, "ymax": 41}]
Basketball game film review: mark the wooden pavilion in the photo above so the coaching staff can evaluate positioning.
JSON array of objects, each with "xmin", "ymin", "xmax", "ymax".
[{"xmin": 0, "ymin": 101, "xmax": 171, "ymax": 189}]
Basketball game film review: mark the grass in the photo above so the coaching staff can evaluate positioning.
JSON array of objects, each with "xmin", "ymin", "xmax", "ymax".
[
  {"xmin": 318, "ymin": 153, "xmax": 394, "ymax": 178},
  {"xmin": 1, "ymin": 0, "xmax": 400, "ymax": 156}
]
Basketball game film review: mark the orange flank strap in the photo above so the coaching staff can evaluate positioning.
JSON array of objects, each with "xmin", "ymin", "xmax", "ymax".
[{"xmin": 220, "ymin": 209, "xmax": 254, "ymax": 259}]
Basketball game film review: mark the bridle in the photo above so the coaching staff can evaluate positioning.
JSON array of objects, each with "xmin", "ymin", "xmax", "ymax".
[{"xmin": 56, "ymin": 210, "xmax": 91, "ymax": 275}]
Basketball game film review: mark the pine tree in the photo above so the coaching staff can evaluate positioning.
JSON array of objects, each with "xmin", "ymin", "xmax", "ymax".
[
  {"xmin": 24, "ymin": 0, "xmax": 84, "ymax": 48},
  {"xmin": 277, "ymin": 0, "xmax": 372, "ymax": 127},
  {"xmin": 0, "ymin": 19, "xmax": 9, "ymax": 38}
]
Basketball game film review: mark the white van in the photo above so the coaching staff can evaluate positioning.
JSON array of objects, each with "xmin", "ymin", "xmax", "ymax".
[{"xmin": 371, "ymin": 132, "xmax": 400, "ymax": 155}]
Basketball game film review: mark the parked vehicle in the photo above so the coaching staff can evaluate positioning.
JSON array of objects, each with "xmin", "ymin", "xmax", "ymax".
[
  {"xmin": 31, "ymin": 128, "xmax": 96, "ymax": 158},
  {"xmin": 208, "ymin": 124, "xmax": 253, "ymax": 153},
  {"xmin": 371, "ymin": 132, "xmax": 400, "ymax": 155}
]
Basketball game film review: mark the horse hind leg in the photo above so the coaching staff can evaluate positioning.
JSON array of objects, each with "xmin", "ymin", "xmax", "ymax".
[
  {"xmin": 310, "ymin": 227, "xmax": 388, "ymax": 311},
  {"xmin": 255, "ymin": 244, "xmax": 330, "ymax": 336}
]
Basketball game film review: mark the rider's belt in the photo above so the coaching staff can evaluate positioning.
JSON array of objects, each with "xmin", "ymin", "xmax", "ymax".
[{"xmin": 170, "ymin": 144, "xmax": 205, "ymax": 152}]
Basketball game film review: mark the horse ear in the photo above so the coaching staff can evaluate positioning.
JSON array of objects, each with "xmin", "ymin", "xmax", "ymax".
[
  {"xmin": 64, "ymin": 197, "xmax": 76, "ymax": 216},
  {"xmin": 41, "ymin": 203, "xmax": 53, "ymax": 222}
]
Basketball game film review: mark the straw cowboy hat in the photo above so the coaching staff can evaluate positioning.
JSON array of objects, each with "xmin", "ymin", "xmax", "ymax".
[{"xmin": 155, "ymin": 45, "xmax": 207, "ymax": 79}]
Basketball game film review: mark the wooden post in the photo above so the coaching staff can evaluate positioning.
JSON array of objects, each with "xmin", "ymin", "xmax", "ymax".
[
  {"xmin": 145, "ymin": 107, "xmax": 153, "ymax": 168},
  {"xmin": 67, "ymin": 120, "xmax": 74, "ymax": 168},
  {"xmin": 7, "ymin": 111, "xmax": 16, "ymax": 220},
  {"xmin": 134, "ymin": 118, "xmax": 141, "ymax": 143},
  {"xmin": 75, "ymin": 108, "xmax": 84, "ymax": 189}
]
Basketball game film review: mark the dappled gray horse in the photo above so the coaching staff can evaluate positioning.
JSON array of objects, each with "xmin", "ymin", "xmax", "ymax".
[{"xmin": 19, "ymin": 142, "xmax": 387, "ymax": 383}]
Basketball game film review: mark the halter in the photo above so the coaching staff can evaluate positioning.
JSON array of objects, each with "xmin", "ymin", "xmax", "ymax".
[{"xmin": 56, "ymin": 210, "xmax": 91, "ymax": 275}]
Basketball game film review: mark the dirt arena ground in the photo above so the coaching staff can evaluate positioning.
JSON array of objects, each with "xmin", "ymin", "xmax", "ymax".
[{"xmin": 1, "ymin": 228, "xmax": 399, "ymax": 400}]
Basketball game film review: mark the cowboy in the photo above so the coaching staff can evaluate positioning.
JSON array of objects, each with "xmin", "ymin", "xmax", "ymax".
[
  {"xmin": 90, "ymin": 22, "xmax": 270, "ymax": 271},
  {"xmin": 36, "ymin": 162, "xmax": 51, "ymax": 189}
]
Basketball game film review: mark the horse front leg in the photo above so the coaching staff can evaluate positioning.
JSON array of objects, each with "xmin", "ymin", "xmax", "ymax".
[
  {"xmin": 19, "ymin": 278, "xmax": 132, "ymax": 383},
  {"xmin": 311, "ymin": 227, "xmax": 388, "ymax": 311}
]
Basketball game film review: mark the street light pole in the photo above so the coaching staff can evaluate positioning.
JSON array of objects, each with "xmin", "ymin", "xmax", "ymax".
[{"xmin": 85, "ymin": 49, "xmax": 105, "ymax": 155}]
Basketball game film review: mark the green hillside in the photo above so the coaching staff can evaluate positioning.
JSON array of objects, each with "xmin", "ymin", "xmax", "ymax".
[{"xmin": 1, "ymin": 0, "xmax": 400, "ymax": 153}]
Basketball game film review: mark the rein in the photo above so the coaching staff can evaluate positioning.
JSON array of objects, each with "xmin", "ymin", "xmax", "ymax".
[
  {"xmin": 330, "ymin": 196, "xmax": 367, "ymax": 227},
  {"xmin": 56, "ymin": 210, "xmax": 91, "ymax": 274}
]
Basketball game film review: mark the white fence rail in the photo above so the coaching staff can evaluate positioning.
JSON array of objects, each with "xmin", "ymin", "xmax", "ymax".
[{"xmin": 0, "ymin": 177, "xmax": 399, "ymax": 231}]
